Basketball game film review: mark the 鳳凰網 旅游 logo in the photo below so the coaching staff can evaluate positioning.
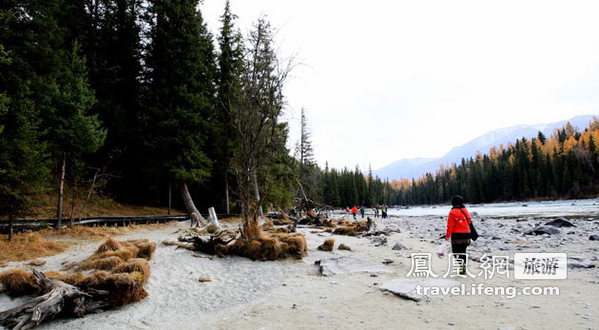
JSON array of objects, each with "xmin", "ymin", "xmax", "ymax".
[
  {"xmin": 513, "ymin": 253, "xmax": 567, "ymax": 280},
  {"xmin": 407, "ymin": 252, "xmax": 567, "ymax": 280}
]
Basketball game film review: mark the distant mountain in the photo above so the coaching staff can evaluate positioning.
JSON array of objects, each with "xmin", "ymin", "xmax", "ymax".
[{"xmin": 374, "ymin": 115, "xmax": 597, "ymax": 181}]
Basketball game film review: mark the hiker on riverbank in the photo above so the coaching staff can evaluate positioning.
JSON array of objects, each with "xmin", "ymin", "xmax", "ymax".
[
  {"xmin": 352, "ymin": 205, "xmax": 358, "ymax": 220},
  {"xmin": 360, "ymin": 206, "xmax": 365, "ymax": 218},
  {"xmin": 445, "ymin": 195, "xmax": 472, "ymax": 275}
]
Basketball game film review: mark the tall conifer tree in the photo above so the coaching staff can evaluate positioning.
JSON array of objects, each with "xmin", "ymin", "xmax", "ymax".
[
  {"xmin": 214, "ymin": 0, "xmax": 243, "ymax": 214},
  {"xmin": 146, "ymin": 0, "xmax": 216, "ymax": 224}
]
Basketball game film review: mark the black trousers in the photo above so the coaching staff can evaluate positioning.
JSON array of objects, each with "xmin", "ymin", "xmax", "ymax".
[{"xmin": 451, "ymin": 242, "xmax": 468, "ymax": 265}]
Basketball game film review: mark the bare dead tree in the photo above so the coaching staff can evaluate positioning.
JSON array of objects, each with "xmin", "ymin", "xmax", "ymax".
[
  {"xmin": 77, "ymin": 168, "xmax": 121, "ymax": 223},
  {"xmin": 231, "ymin": 17, "xmax": 294, "ymax": 239}
]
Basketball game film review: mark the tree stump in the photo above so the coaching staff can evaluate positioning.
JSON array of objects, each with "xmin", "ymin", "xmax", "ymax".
[{"xmin": 0, "ymin": 270, "xmax": 109, "ymax": 329}]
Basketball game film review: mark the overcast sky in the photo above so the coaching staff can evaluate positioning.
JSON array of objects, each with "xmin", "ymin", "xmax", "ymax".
[{"xmin": 201, "ymin": 0, "xmax": 599, "ymax": 171}]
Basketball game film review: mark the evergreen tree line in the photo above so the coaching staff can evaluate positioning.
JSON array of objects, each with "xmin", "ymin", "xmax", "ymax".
[
  {"xmin": 0, "ymin": 0, "xmax": 297, "ymax": 234},
  {"xmin": 392, "ymin": 120, "xmax": 599, "ymax": 205},
  {"xmin": 3, "ymin": 0, "xmax": 598, "ymax": 232},
  {"xmin": 293, "ymin": 109, "xmax": 394, "ymax": 208},
  {"xmin": 319, "ymin": 165, "xmax": 394, "ymax": 208}
]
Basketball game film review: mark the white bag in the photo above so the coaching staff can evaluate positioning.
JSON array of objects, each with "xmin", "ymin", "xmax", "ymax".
[{"xmin": 436, "ymin": 241, "xmax": 447, "ymax": 258}]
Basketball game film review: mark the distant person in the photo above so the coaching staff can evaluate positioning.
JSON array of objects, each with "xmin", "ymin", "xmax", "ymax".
[
  {"xmin": 352, "ymin": 205, "xmax": 358, "ymax": 220},
  {"xmin": 345, "ymin": 206, "xmax": 350, "ymax": 219},
  {"xmin": 445, "ymin": 195, "xmax": 472, "ymax": 275},
  {"xmin": 374, "ymin": 206, "xmax": 379, "ymax": 218},
  {"xmin": 381, "ymin": 205, "xmax": 387, "ymax": 219},
  {"xmin": 360, "ymin": 206, "xmax": 365, "ymax": 218}
]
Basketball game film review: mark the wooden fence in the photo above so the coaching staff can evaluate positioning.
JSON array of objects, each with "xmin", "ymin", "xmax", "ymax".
[{"xmin": 0, "ymin": 214, "xmax": 190, "ymax": 234}]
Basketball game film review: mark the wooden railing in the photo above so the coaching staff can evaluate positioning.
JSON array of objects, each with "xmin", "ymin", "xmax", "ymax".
[{"xmin": 0, "ymin": 214, "xmax": 190, "ymax": 234}]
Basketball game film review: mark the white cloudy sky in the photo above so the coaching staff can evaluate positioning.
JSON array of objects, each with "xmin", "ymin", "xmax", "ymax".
[{"xmin": 201, "ymin": 0, "xmax": 599, "ymax": 171}]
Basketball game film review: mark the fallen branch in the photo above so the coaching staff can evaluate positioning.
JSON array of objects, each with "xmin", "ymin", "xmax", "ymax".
[
  {"xmin": 0, "ymin": 238, "xmax": 156, "ymax": 329},
  {"xmin": 178, "ymin": 229, "xmax": 239, "ymax": 255},
  {"xmin": 0, "ymin": 270, "xmax": 95, "ymax": 329}
]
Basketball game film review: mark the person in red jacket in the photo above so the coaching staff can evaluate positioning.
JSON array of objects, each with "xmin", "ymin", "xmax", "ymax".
[
  {"xmin": 351, "ymin": 205, "xmax": 358, "ymax": 220},
  {"xmin": 445, "ymin": 195, "xmax": 471, "ymax": 274}
]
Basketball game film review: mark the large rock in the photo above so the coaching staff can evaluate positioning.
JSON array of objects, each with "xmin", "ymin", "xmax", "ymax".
[
  {"xmin": 545, "ymin": 218, "xmax": 576, "ymax": 228},
  {"xmin": 392, "ymin": 242, "xmax": 407, "ymax": 250},
  {"xmin": 297, "ymin": 217, "xmax": 311, "ymax": 225},
  {"xmin": 316, "ymin": 256, "xmax": 392, "ymax": 276},
  {"xmin": 369, "ymin": 235, "xmax": 388, "ymax": 247},
  {"xmin": 380, "ymin": 278, "xmax": 461, "ymax": 302},
  {"xmin": 525, "ymin": 226, "xmax": 560, "ymax": 236},
  {"xmin": 568, "ymin": 259, "xmax": 596, "ymax": 269}
]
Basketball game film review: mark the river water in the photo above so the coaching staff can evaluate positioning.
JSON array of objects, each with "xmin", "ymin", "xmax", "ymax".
[{"xmin": 387, "ymin": 198, "xmax": 599, "ymax": 219}]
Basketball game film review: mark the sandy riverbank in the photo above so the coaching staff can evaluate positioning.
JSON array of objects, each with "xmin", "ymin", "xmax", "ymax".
[{"xmin": 1, "ymin": 215, "xmax": 598, "ymax": 329}]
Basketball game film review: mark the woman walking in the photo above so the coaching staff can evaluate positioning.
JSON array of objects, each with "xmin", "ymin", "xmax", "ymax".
[{"xmin": 445, "ymin": 195, "xmax": 472, "ymax": 275}]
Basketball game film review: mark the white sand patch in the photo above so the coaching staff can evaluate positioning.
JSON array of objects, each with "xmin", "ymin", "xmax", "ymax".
[{"xmin": 1, "ymin": 217, "xmax": 598, "ymax": 329}]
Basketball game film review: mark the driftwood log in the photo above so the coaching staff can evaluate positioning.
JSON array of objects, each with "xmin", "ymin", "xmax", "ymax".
[
  {"xmin": 180, "ymin": 182, "xmax": 208, "ymax": 228},
  {"xmin": 367, "ymin": 217, "xmax": 377, "ymax": 231},
  {"xmin": 178, "ymin": 230, "xmax": 238, "ymax": 255},
  {"xmin": 0, "ymin": 270, "xmax": 109, "ymax": 329},
  {"xmin": 287, "ymin": 221, "xmax": 297, "ymax": 233}
]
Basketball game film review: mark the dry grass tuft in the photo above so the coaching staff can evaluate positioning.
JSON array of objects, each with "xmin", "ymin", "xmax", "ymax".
[
  {"xmin": 333, "ymin": 226, "xmax": 356, "ymax": 236},
  {"xmin": 76, "ymin": 271, "xmax": 148, "ymax": 306},
  {"xmin": 0, "ymin": 269, "xmax": 39, "ymax": 296},
  {"xmin": 322, "ymin": 219, "xmax": 337, "ymax": 228},
  {"xmin": 40, "ymin": 225, "xmax": 120, "ymax": 240},
  {"xmin": 76, "ymin": 238, "xmax": 156, "ymax": 272},
  {"xmin": 101, "ymin": 248, "xmax": 135, "ymax": 261},
  {"xmin": 78, "ymin": 256, "xmax": 123, "ymax": 271},
  {"xmin": 43, "ymin": 271, "xmax": 68, "ymax": 282},
  {"xmin": 255, "ymin": 236, "xmax": 282, "ymax": 260},
  {"xmin": 112, "ymin": 258, "xmax": 151, "ymax": 285},
  {"xmin": 28, "ymin": 259, "xmax": 46, "ymax": 266},
  {"xmin": 206, "ymin": 224, "xmax": 218, "ymax": 234},
  {"xmin": 336, "ymin": 218, "xmax": 351, "ymax": 226},
  {"xmin": 241, "ymin": 217, "xmax": 262, "ymax": 240},
  {"xmin": 332, "ymin": 220, "xmax": 368, "ymax": 236},
  {"xmin": 45, "ymin": 269, "xmax": 149, "ymax": 306},
  {"xmin": 0, "ymin": 233, "xmax": 69, "ymax": 264},
  {"xmin": 262, "ymin": 218, "xmax": 274, "ymax": 231},
  {"xmin": 1, "ymin": 237, "xmax": 153, "ymax": 309},
  {"xmin": 129, "ymin": 240, "xmax": 156, "ymax": 260},
  {"xmin": 0, "ymin": 220, "xmax": 173, "ymax": 264},
  {"xmin": 44, "ymin": 270, "xmax": 90, "ymax": 286},
  {"xmin": 97, "ymin": 238, "xmax": 122, "ymax": 253},
  {"xmin": 318, "ymin": 238, "xmax": 335, "ymax": 252},
  {"xmin": 31, "ymin": 193, "xmax": 183, "ymax": 219},
  {"xmin": 225, "ymin": 231, "xmax": 308, "ymax": 261},
  {"xmin": 121, "ymin": 244, "xmax": 141, "ymax": 259},
  {"xmin": 272, "ymin": 213, "xmax": 292, "ymax": 225},
  {"xmin": 338, "ymin": 243, "xmax": 352, "ymax": 251},
  {"xmin": 275, "ymin": 232, "xmax": 308, "ymax": 256},
  {"xmin": 134, "ymin": 242, "xmax": 156, "ymax": 260}
]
